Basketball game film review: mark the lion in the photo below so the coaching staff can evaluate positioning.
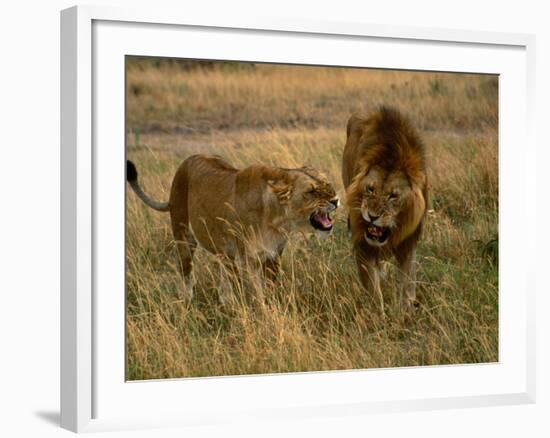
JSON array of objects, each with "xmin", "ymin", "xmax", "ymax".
[
  {"xmin": 342, "ymin": 106, "xmax": 428, "ymax": 314},
  {"xmin": 127, "ymin": 155, "xmax": 339, "ymax": 303}
]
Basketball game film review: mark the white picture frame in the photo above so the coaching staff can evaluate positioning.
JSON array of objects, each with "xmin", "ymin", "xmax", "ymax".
[{"xmin": 60, "ymin": 4, "xmax": 536, "ymax": 433}]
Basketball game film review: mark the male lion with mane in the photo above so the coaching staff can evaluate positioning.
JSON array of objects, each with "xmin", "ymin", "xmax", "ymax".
[
  {"xmin": 127, "ymin": 155, "xmax": 338, "ymax": 304},
  {"xmin": 342, "ymin": 106, "xmax": 428, "ymax": 314}
]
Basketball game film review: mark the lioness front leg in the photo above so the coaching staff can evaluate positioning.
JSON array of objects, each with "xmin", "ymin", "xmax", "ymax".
[
  {"xmin": 243, "ymin": 257, "xmax": 266, "ymax": 306},
  {"xmin": 218, "ymin": 257, "xmax": 265, "ymax": 307},
  {"xmin": 217, "ymin": 258, "xmax": 241, "ymax": 306},
  {"xmin": 395, "ymin": 244, "xmax": 417, "ymax": 312},
  {"xmin": 262, "ymin": 257, "xmax": 281, "ymax": 285},
  {"xmin": 261, "ymin": 244, "xmax": 285, "ymax": 286},
  {"xmin": 355, "ymin": 249, "xmax": 385, "ymax": 319}
]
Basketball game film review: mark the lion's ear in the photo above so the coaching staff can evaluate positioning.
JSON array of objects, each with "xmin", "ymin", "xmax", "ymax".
[
  {"xmin": 346, "ymin": 114, "xmax": 366, "ymax": 139},
  {"xmin": 267, "ymin": 179, "xmax": 293, "ymax": 203}
]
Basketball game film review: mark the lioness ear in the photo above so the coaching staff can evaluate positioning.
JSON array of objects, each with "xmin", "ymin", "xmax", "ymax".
[{"xmin": 268, "ymin": 179, "xmax": 293, "ymax": 203}]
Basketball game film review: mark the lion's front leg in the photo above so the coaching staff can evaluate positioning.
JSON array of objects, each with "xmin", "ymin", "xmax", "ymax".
[
  {"xmin": 355, "ymin": 249, "xmax": 385, "ymax": 319},
  {"xmin": 395, "ymin": 245, "xmax": 418, "ymax": 312}
]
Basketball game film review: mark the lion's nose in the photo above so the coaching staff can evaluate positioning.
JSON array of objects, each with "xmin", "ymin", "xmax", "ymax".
[{"xmin": 368, "ymin": 213, "xmax": 380, "ymax": 222}]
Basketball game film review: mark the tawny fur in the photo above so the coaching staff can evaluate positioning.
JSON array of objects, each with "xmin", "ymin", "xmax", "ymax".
[
  {"xmin": 342, "ymin": 106, "xmax": 428, "ymax": 314},
  {"xmin": 128, "ymin": 154, "xmax": 338, "ymax": 303}
]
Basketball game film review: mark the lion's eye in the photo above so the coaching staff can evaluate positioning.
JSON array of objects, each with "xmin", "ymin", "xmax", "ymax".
[
  {"xmin": 366, "ymin": 186, "xmax": 374, "ymax": 194},
  {"xmin": 306, "ymin": 188, "xmax": 317, "ymax": 196},
  {"xmin": 389, "ymin": 192, "xmax": 398, "ymax": 200}
]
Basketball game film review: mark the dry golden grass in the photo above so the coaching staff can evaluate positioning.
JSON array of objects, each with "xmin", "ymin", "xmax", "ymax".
[{"xmin": 126, "ymin": 59, "xmax": 498, "ymax": 380}]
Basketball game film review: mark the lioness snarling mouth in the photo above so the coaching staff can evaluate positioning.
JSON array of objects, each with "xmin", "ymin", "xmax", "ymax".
[
  {"xmin": 127, "ymin": 154, "xmax": 338, "ymax": 303},
  {"xmin": 342, "ymin": 106, "xmax": 428, "ymax": 315}
]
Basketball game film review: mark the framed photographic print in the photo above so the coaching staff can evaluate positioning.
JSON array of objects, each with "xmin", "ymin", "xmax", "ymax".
[{"xmin": 61, "ymin": 4, "xmax": 536, "ymax": 433}]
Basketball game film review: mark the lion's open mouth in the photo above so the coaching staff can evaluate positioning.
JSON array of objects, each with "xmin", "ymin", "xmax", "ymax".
[
  {"xmin": 365, "ymin": 223, "xmax": 391, "ymax": 244},
  {"xmin": 310, "ymin": 211, "xmax": 333, "ymax": 232}
]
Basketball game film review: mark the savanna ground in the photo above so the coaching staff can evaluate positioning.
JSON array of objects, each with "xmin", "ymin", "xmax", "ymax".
[{"xmin": 126, "ymin": 57, "xmax": 498, "ymax": 380}]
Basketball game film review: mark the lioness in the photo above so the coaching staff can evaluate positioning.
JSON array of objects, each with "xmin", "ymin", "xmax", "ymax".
[
  {"xmin": 342, "ymin": 106, "xmax": 428, "ymax": 313},
  {"xmin": 127, "ymin": 155, "xmax": 338, "ymax": 302}
]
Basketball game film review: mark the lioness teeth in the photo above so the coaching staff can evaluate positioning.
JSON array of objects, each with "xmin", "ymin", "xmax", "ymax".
[{"xmin": 311, "ymin": 211, "xmax": 333, "ymax": 230}]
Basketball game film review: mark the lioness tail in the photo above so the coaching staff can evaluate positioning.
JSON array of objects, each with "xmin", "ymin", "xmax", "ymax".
[{"xmin": 126, "ymin": 160, "xmax": 170, "ymax": 212}]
